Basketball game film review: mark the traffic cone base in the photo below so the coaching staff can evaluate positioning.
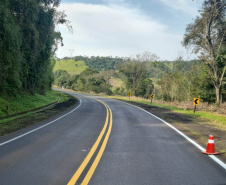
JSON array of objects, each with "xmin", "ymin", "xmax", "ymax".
[
  {"xmin": 201, "ymin": 151, "xmax": 219, "ymax": 155},
  {"xmin": 202, "ymin": 135, "xmax": 220, "ymax": 155}
]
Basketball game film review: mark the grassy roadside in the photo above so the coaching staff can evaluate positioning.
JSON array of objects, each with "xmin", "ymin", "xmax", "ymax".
[
  {"xmin": 0, "ymin": 90, "xmax": 69, "ymax": 118},
  {"xmin": 0, "ymin": 90, "xmax": 77, "ymax": 136},
  {"xmin": 110, "ymin": 96, "xmax": 226, "ymax": 127}
]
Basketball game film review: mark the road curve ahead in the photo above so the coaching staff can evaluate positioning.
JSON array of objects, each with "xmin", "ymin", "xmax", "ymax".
[{"xmin": 0, "ymin": 91, "xmax": 226, "ymax": 185}]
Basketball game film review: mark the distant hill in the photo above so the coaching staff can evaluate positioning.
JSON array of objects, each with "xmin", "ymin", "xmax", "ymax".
[
  {"xmin": 54, "ymin": 56, "xmax": 124, "ymax": 75},
  {"xmin": 53, "ymin": 59, "xmax": 88, "ymax": 75},
  {"xmin": 53, "ymin": 57, "xmax": 125, "ymax": 90},
  {"xmin": 81, "ymin": 56, "xmax": 123, "ymax": 71}
]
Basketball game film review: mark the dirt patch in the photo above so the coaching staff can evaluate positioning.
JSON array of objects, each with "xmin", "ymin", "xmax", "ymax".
[
  {"xmin": 0, "ymin": 95, "xmax": 77, "ymax": 136},
  {"xmin": 124, "ymin": 100, "xmax": 226, "ymax": 163}
]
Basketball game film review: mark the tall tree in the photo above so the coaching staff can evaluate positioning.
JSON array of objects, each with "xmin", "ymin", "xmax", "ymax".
[
  {"xmin": 183, "ymin": 0, "xmax": 226, "ymax": 104},
  {"xmin": 120, "ymin": 61, "xmax": 151, "ymax": 96},
  {"xmin": 0, "ymin": 0, "xmax": 70, "ymax": 95},
  {"xmin": 0, "ymin": 0, "xmax": 22, "ymax": 94}
]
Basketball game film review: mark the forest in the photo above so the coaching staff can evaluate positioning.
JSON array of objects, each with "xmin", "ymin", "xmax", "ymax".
[{"xmin": 0, "ymin": 0, "xmax": 68, "ymax": 95}]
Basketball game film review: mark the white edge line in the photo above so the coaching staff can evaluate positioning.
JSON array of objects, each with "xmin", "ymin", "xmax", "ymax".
[
  {"xmin": 0, "ymin": 97, "xmax": 82, "ymax": 147},
  {"xmin": 112, "ymin": 98, "xmax": 226, "ymax": 170}
]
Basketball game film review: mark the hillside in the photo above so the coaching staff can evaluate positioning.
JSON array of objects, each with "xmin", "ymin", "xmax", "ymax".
[
  {"xmin": 53, "ymin": 57, "xmax": 225, "ymax": 103},
  {"xmin": 53, "ymin": 58, "xmax": 125, "ymax": 93},
  {"xmin": 54, "ymin": 60, "xmax": 88, "ymax": 75}
]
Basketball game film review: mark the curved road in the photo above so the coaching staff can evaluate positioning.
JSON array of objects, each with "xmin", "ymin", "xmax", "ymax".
[{"xmin": 0, "ymin": 91, "xmax": 226, "ymax": 185}]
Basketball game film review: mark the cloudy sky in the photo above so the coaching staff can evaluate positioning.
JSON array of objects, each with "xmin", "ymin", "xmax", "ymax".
[{"xmin": 56, "ymin": 0, "xmax": 202, "ymax": 60}]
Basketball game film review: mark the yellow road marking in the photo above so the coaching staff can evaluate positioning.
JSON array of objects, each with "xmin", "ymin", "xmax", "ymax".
[
  {"xmin": 81, "ymin": 103, "xmax": 113, "ymax": 185},
  {"xmin": 67, "ymin": 99, "xmax": 109, "ymax": 185}
]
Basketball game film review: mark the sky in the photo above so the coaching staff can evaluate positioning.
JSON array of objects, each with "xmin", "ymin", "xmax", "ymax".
[{"xmin": 56, "ymin": 0, "xmax": 202, "ymax": 61}]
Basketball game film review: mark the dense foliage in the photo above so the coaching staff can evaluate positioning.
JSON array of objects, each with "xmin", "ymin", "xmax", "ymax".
[
  {"xmin": 74, "ymin": 56, "xmax": 123, "ymax": 71},
  {"xmin": 119, "ymin": 61, "xmax": 154, "ymax": 97},
  {"xmin": 0, "ymin": 0, "xmax": 68, "ymax": 95},
  {"xmin": 55, "ymin": 56, "xmax": 225, "ymax": 103},
  {"xmin": 160, "ymin": 60, "xmax": 216, "ymax": 102},
  {"xmin": 54, "ymin": 68, "xmax": 114, "ymax": 94},
  {"xmin": 183, "ymin": 0, "xmax": 226, "ymax": 104}
]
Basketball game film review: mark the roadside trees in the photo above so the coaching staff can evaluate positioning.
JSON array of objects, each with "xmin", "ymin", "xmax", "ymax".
[
  {"xmin": 183, "ymin": 0, "xmax": 226, "ymax": 105},
  {"xmin": 93, "ymin": 70, "xmax": 115, "ymax": 95},
  {"xmin": 119, "ymin": 61, "xmax": 152, "ymax": 97},
  {"xmin": 0, "ymin": 0, "xmax": 71, "ymax": 95}
]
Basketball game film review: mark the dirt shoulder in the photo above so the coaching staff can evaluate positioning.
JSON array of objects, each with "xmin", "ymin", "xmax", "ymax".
[
  {"xmin": 122, "ymin": 100, "xmax": 226, "ymax": 163},
  {"xmin": 0, "ymin": 94, "xmax": 77, "ymax": 136}
]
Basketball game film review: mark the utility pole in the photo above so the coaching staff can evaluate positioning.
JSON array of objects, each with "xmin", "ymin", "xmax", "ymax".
[{"xmin": 69, "ymin": 49, "xmax": 74, "ymax": 58}]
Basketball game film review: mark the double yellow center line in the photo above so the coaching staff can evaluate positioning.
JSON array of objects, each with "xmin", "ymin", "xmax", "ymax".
[{"xmin": 67, "ymin": 98, "xmax": 113, "ymax": 185}]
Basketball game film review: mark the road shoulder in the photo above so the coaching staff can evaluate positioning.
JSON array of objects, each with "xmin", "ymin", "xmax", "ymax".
[{"xmin": 117, "ymin": 100, "xmax": 226, "ymax": 164}]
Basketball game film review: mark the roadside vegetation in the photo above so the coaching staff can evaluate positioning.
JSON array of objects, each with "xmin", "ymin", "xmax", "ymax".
[
  {"xmin": 0, "ymin": 0, "xmax": 71, "ymax": 96},
  {"xmin": 0, "ymin": 91, "xmax": 69, "ymax": 118},
  {"xmin": 54, "ymin": 53, "xmax": 226, "ymax": 111},
  {"xmin": 183, "ymin": 0, "xmax": 226, "ymax": 105},
  {"xmin": 111, "ymin": 96, "xmax": 226, "ymax": 127},
  {"xmin": 0, "ymin": 92, "xmax": 77, "ymax": 136},
  {"xmin": 0, "ymin": 0, "xmax": 78, "ymax": 135}
]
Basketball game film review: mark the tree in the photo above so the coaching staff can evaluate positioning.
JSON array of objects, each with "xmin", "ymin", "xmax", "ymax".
[
  {"xmin": 183, "ymin": 0, "xmax": 226, "ymax": 104},
  {"xmin": 83, "ymin": 56, "xmax": 123, "ymax": 71},
  {"xmin": 120, "ymin": 61, "xmax": 151, "ymax": 96},
  {"xmin": 54, "ymin": 70, "xmax": 70, "ymax": 87},
  {"xmin": 0, "ymin": 0, "xmax": 70, "ymax": 95},
  {"xmin": 92, "ymin": 70, "xmax": 115, "ymax": 94},
  {"xmin": 0, "ymin": 0, "xmax": 24, "ymax": 95},
  {"xmin": 141, "ymin": 51, "xmax": 160, "ymax": 62},
  {"xmin": 94, "ymin": 70, "xmax": 115, "ymax": 86},
  {"xmin": 161, "ymin": 71, "xmax": 187, "ymax": 102}
]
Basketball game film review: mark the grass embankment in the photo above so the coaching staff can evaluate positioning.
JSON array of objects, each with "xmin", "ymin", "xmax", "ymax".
[
  {"xmin": 111, "ymin": 96, "xmax": 226, "ymax": 126},
  {"xmin": 0, "ymin": 90, "xmax": 68, "ymax": 118},
  {"xmin": 53, "ymin": 59, "xmax": 88, "ymax": 75},
  {"xmin": 0, "ymin": 90, "xmax": 77, "ymax": 136}
]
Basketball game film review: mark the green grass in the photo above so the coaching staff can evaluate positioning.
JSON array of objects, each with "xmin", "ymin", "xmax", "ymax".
[
  {"xmin": 0, "ymin": 90, "xmax": 68, "ymax": 118},
  {"xmin": 176, "ymin": 110, "xmax": 226, "ymax": 126},
  {"xmin": 53, "ymin": 59, "xmax": 88, "ymax": 75},
  {"xmin": 0, "ymin": 91, "xmax": 76, "ymax": 136},
  {"xmin": 109, "ymin": 96, "xmax": 226, "ymax": 126}
]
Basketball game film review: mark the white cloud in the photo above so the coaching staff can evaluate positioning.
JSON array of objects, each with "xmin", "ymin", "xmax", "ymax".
[
  {"xmin": 102, "ymin": 0, "xmax": 125, "ymax": 3},
  {"xmin": 159, "ymin": 0, "xmax": 200, "ymax": 16},
  {"xmin": 56, "ymin": 3, "xmax": 191, "ymax": 60}
]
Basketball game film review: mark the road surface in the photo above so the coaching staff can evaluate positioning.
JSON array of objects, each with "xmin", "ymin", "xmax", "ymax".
[{"xmin": 0, "ymin": 91, "xmax": 226, "ymax": 185}]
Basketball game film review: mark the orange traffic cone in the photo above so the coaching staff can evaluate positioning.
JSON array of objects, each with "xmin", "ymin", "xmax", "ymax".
[{"xmin": 202, "ymin": 135, "xmax": 219, "ymax": 155}]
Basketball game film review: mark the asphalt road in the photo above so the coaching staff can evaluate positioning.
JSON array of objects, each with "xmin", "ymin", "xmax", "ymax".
[{"xmin": 0, "ymin": 91, "xmax": 226, "ymax": 185}]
